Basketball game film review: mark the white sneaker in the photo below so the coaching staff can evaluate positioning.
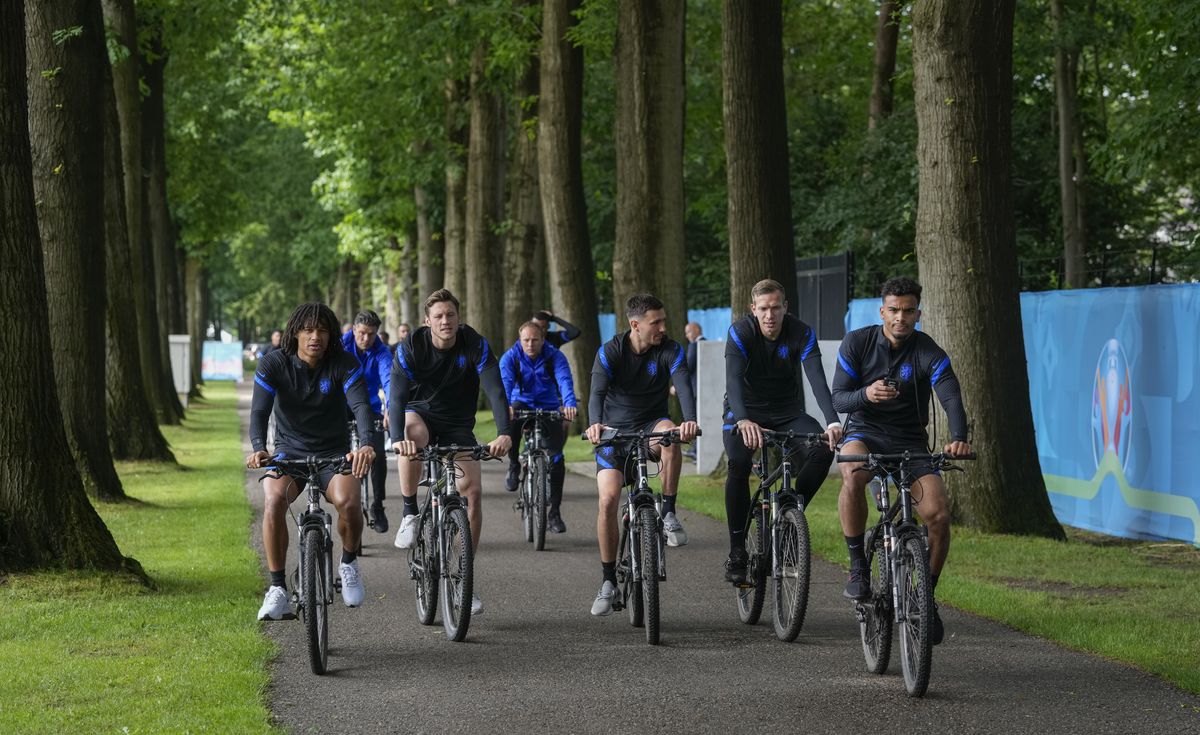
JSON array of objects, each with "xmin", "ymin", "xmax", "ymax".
[
  {"xmin": 591, "ymin": 580, "xmax": 617, "ymax": 616},
  {"xmin": 339, "ymin": 561, "xmax": 365, "ymax": 607},
  {"xmin": 663, "ymin": 512, "xmax": 688, "ymax": 547},
  {"xmin": 471, "ymin": 593, "xmax": 484, "ymax": 616},
  {"xmin": 394, "ymin": 513, "xmax": 419, "ymax": 549},
  {"xmin": 257, "ymin": 585, "xmax": 296, "ymax": 621}
]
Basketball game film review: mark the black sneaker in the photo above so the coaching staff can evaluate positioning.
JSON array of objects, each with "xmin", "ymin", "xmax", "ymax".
[
  {"xmin": 505, "ymin": 462, "xmax": 520, "ymax": 492},
  {"xmin": 724, "ymin": 548, "xmax": 749, "ymax": 586},
  {"xmin": 930, "ymin": 601, "xmax": 945, "ymax": 645},
  {"xmin": 371, "ymin": 504, "xmax": 389, "ymax": 534},
  {"xmin": 843, "ymin": 565, "xmax": 871, "ymax": 600},
  {"xmin": 547, "ymin": 509, "xmax": 566, "ymax": 534}
]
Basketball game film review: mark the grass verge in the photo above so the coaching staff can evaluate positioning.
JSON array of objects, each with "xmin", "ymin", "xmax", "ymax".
[{"xmin": 0, "ymin": 382, "xmax": 275, "ymax": 734}]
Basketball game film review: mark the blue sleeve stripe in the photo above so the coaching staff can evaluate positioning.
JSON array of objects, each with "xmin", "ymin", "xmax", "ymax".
[
  {"xmin": 598, "ymin": 348, "xmax": 613, "ymax": 378},
  {"xmin": 728, "ymin": 326, "xmax": 748, "ymax": 358},
  {"xmin": 722, "ymin": 423, "xmax": 736, "ymax": 431},
  {"xmin": 800, "ymin": 328, "xmax": 817, "ymax": 361},
  {"xmin": 837, "ymin": 353, "xmax": 859, "ymax": 380},
  {"xmin": 254, "ymin": 374, "xmax": 275, "ymax": 395},
  {"xmin": 397, "ymin": 347, "xmax": 415, "ymax": 380},
  {"xmin": 476, "ymin": 338, "xmax": 491, "ymax": 374},
  {"xmin": 931, "ymin": 357, "xmax": 950, "ymax": 386},
  {"xmin": 343, "ymin": 367, "xmax": 363, "ymax": 393},
  {"xmin": 670, "ymin": 345, "xmax": 684, "ymax": 374}
]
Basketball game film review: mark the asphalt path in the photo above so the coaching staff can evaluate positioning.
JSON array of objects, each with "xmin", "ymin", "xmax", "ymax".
[{"xmin": 239, "ymin": 388, "xmax": 1200, "ymax": 734}]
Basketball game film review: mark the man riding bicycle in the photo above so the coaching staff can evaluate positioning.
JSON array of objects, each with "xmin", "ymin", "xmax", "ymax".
[
  {"xmin": 499, "ymin": 321, "xmax": 578, "ymax": 533},
  {"xmin": 246, "ymin": 302, "xmax": 377, "ymax": 621},
  {"xmin": 584, "ymin": 293, "xmax": 699, "ymax": 616},
  {"xmin": 832, "ymin": 276, "xmax": 971, "ymax": 645},
  {"xmin": 722, "ymin": 279, "xmax": 842, "ymax": 585},
  {"xmin": 388, "ymin": 289, "xmax": 512, "ymax": 616},
  {"xmin": 341, "ymin": 309, "xmax": 392, "ymax": 533}
]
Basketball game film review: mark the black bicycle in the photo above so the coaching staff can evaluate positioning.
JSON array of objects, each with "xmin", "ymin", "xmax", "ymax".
[
  {"xmin": 348, "ymin": 417, "xmax": 383, "ymax": 550},
  {"xmin": 406, "ymin": 444, "xmax": 498, "ymax": 642},
  {"xmin": 259, "ymin": 455, "xmax": 352, "ymax": 675},
  {"xmin": 512, "ymin": 409, "xmax": 562, "ymax": 550},
  {"xmin": 589, "ymin": 426, "xmax": 700, "ymax": 645},
  {"xmin": 734, "ymin": 430, "xmax": 823, "ymax": 642},
  {"xmin": 835, "ymin": 449, "xmax": 973, "ymax": 697}
]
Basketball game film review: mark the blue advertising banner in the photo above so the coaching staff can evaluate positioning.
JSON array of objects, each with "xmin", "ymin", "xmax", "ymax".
[
  {"xmin": 846, "ymin": 285, "xmax": 1200, "ymax": 545},
  {"xmin": 201, "ymin": 341, "xmax": 244, "ymax": 381},
  {"xmin": 599, "ymin": 307, "xmax": 732, "ymax": 344}
]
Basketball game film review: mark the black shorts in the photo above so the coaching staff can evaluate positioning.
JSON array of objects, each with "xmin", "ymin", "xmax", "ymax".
[
  {"xmin": 270, "ymin": 448, "xmax": 344, "ymax": 493},
  {"xmin": 407, "ymin": 409, "xmax": 478, "ymax": 447},
  {"xmin": 594, "ymin": 417, "xmax": 670, "ymax": 477},
  {"xmin": 841, "ymin": 427, "xmax": 939, "ymax": 481}
]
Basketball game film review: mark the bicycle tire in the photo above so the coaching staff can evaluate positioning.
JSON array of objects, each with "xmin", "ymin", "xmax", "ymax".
[
  {"xmin": 898, "ymin": 533, "xmax": 933, "ymax": 697},
  {"xmin": 356, "ymin": 477, "xmax": 369, "ymax": 555},
  {"xmin": 620, "ymin": 511, "xmax": 643, "ymax": 627},
  {"xmin": 638, "ymin": 506, "xmax": 661, "ymax": 645},
  {"xmin": 439, "ymin": 507, "xmax": 474, "ymax": 642},
  {"xmin": 521, "ymin": 462, "xmax": 534, "ymax": 543},
  {"xmin": 302, "ymin": 528, "xmax": 329, "ymax": 675},
  {"xmin": 860, "ymin": 529, "xmax": 893, "ymax": 675},
  {"xmin": 532, "ymin": 456, "xmax": 548, "ymax": 551},
  {"xmin": 736, "ymin": 506, "xmax": 768, "ymax": 625},
  {"xmin": 772, "ymin": 506, "xmax": 811, "ymax": 642},
  {"xmin": 411, "ymin": 511, "xmax": 438, "ymax": 626}
]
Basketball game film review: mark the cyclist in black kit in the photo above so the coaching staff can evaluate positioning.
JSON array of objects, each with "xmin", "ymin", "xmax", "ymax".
[
  {"xmin": 388, "ymin": 289, "xmax": 511, "ymax": 616},
  {"xmin": 832, "ymin": 276, "xmax": 971, "ymax": 645},
  {"xmin": 584, "ymin": 293, "xmax": 699, "ymax": 616},
  {"xmin": 246, "ymin": 302, "xmax": 377, "ymax": 621},
  {"xmin": 722, "ymin": 279, "xmax": 843, "ymax": 585}
]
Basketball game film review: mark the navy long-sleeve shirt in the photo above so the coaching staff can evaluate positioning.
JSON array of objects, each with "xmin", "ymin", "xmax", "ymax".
[
  {"xmin": 723, "ymin": 314, "xmax": 839, "ymax": 427},
  {"xmin": 588, "ymin": 332, "xmax": 696, "ymax": 429},
  {"xmin": 250, "ymin": 349, "xmax": 374, "ymax": 455}
]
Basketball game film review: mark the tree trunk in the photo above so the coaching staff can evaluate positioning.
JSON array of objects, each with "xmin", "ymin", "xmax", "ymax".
[
  {"xmin": 101, "ymin": 46, "xmax": 175, "ymax": 462},
  {"xmin": 539, "ymin": 0, "xmax": 600, "ymax": 425},
  {"xmin": 415, "ymin": 183, "xmax": 443, "ymax": 298},
  {"xmin": 912, "ymin": 0, "xmax": 1064, "ymax": 538},
  {"xmin": 443, "ymin": 77, "xmax": 468, "ymax": 302},
  {"xmin": 356, "ymin": 259, "xmax": 371, "ymax": 313},
  {"xmin": 1052, "ymin": 0, "xmax": 1087, "ymax": 288},
  {"xmin": 868, "ymin": 1, "xmax": 900, "ymax": 132},
  {"xmin": 613, "ymin": 0, "xmax": 687, "ymax": 327},
  {"xmin": 465, "ymin": 45, "xmax": 506, "ymax": 342},
  {"xmin": 386, "ymin": 235, "xmax": 401, "ymax": 337},
  {"xmin": 722, "ymin": 0, "xmax": 797, "ymax": 313},
  {"xmin": 25, "ymin": 0, "xmax": 128, "ymax": 502},
  {"xmin": 186, "ymin": 255, "xmax": 206, "ymax": 400},
  {"xmin": 401, "ymin": 229, "xmax": 419, "ymax": 326},
  {"xmin": 504, "ymin": 45, "xmax": 545, "ymax": 342}
]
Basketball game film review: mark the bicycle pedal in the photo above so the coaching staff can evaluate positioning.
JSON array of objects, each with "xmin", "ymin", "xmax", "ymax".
[{"xmin": 734, "ymin": 581, "xmax": 756, "ymax": 590}]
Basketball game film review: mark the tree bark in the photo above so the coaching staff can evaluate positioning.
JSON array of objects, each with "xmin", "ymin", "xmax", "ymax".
[
  {"xmin": 443, "ymin": 77, "xmax": 468, "ymax": 302},
  {"xmin": 912, "ymin": 0, "xmax": 1064, "ymax": 538},
  {"xmin": 465, "ymin": 45, "xmax": 506, "ymax": 342},
  {"xmin": 386, "ymin": 235, "xmax": 401, "ymax": 337},
  {"xmin": 25, "ymin": 0, "xmax": 128, "ymax": 502},
  {"xmin": 868, "ymin": 1, "xmax": 900, "ymax": 132},
  {"xmin": 613, "ymin": 0, "xmax": 687, "ymax": 327},
  {"xmin": 504, "ymin": 45, "xmax": 545, "ymax": 342},
  {"xmin": 1052, "ymin": 0, "xmax": 1087, "ymax": 288},
  {"xmin": 722, "ymin": 0, "xmax": 797, "ymax": 312},
  {"xmin": 1, "ymin": 4, "xmax": 131, "ymax": 570},
  {"xmin": 415, "ymin": 184, "xmax": 443, "ymax": 297},
  {"xmin": 401, "ymin": 229, "xmax": 419, "ymax": 326},
  {"xmin": 539, "ymin": 0, "xmax": 600, "ymax": 425},
  {"xmin": 102, "ymin": 45, "xmax": 175, "ymax": 462},
  {"xmin": 186, "ymin": 255, "xmax": 206, "ymax": 400}
]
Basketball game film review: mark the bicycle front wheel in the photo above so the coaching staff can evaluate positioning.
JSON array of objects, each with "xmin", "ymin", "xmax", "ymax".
[
  {"xmin": 638, "ymin": 507, "xmax": 661, "ymax": 645},
  {"xmin": 772, "ymin": 506, "xmax": 811, "ymax": 642},
  {"xmin": 532, "ymin": 457, "xmax": 548, "ymax": 551},
  {"xmin": 620, "ymin": 511, "xmax": 643, "ymax": 627},
  {"xmin": 411, "ymin": 511, "xmax": 438, "ymax": 626},
  {"xmin": 521, "ymin": 463, "xmax": 534, "ymax": 543},
  {"xmin": 302, "ymin": 528, "xmax": 329, "ymax": 675},
  {"xmin": 898, "ymin": 533, "xmax": 933, "ymax": 697},
  {"xmin": 860, "ymin": 528, "xmax": 893, "ymax": 674},
  {"xmin": 736, "ymin": 506, "xmax": 768, "ymax": 625},
  {"xmin": 357, "ymin": 477, "xmax": 370, "ymax": 555},
  {"xmin": 439, "ymin": 507, "xmax": 474, "ymax": 642}
]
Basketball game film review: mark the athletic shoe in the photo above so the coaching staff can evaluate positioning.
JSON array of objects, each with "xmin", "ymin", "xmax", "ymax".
[
  {"xmin": 663, "ymin": 512, "xmax": 688, "ymax": 547},
  {"xmin": 930, "ymin": 601, "xmax": 945, "ymax": 645},
  {"xmin": 371, "ymin": 504, "xmax": 389, "ymax": 534},
  {"xmin": 339, "ymin": 561, "xmax": 365, "ymax": 607},
  {"xmin": 471, "ymin": 594, "xmax": 484, "ymax": 616},
  {"xmin": 724, "ymin": 548, "xmax": 749, "ymax": 586},
  {"xmin": 257, "ymin": 586, "xmax": 296, "ymax": 621},
  {"xmin": 547, "ymin": 509, "xmax": 566, "ymax": 534},
  {"xmin": 843, "ymin": 565, "xmax": 871, "ymax": 601},
  {"xmin": 505, "ymin": 462, "xmax": 520, "ymax": 492},
  {"xmin": 394, "ymin": 513, "xmax": 419, "ymax": 549},
  {"xmin": 590, "ymin": 580, "xmax": 617, "ymax": 616}
]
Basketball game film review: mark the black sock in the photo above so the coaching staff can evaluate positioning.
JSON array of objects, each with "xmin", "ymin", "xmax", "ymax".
[
  {"xmin": 402, "ymin": 495, "xmax": 418, "ymax": 516},
  {"xmin": 846, "ymin": 534, "xmax": 867, "ymax": 569},
  {"xmin": 269, "ymin": 570, "xmax": 286, "ymax": 589},
  {"xmin": 931, "ymin": 572, "xmax": 940, "ymax": 593},
  {"xmin": 601, "ymin": 561, "xmax": 617, "ymax": 585},
  {"xmin": 341, "ymin": 549, "xmax": 357, "ymax": 565},
  {"xmin": 662, "ymin": 494, "xmax": 677, "ymax": 515}
]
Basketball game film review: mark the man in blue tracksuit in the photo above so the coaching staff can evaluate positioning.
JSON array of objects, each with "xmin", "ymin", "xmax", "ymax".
[
  {"xmin": 499, "ymin": 320, "xmax": 578, "ymax": 533},
  {"xmin": 341, "ymin": 309, "xmax": 392, "ymax": 532}
]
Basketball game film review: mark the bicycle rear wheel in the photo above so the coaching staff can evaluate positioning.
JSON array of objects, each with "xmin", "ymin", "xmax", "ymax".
[
  {"xmin": 772, "ymin": 506, "xmax": 811, "ymax": 641},
  {"xmin": 302, "ymin": 528, "xmax": 329, "ymax": 675},
  {"xmin": 411, "ymin": 511, "xmax": 438, "ymax": 626},
  {"xmin": 521, "ymin": 461, "xmax": 534, "ymax": 543},
  {"xmin": 620, "ymin": 511, "xmax": 643, "ymax": 627},
  {"xmin": 439, "ymin": 507, "xmax": 474, "ymax": 642},
  {"xmin": 860, "ymin": 528, "xmax": 893, "ymax": 674},
  {"xmin": 898, "ymin": 533, "xmax": 933, "ymax": 697},
  {"xmin": 638, "ymin": 507, "xmax": 661, "ymax": 645},
  {"xmin": 736, "ymin": 506, "xmax": 768, "ymax": 624},
  {"xmin": 532, "ymin": 456, "xmax": 548, "ymax": 551}
]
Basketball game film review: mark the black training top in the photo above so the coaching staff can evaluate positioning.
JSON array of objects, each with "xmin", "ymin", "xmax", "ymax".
[
  {"xmin": 724, "ymin": 313, "xmax": 839, "ymax": 427},
  {"xmin": 250, "ymin": 349, "xmax": 374, "ymax": 455},
  {"xmin": 542, "ymin": 314, "xmax": 581, "ymax": 349},
  {"xmin": 588, "ymin": 331, "xmax": 696, "ymax": 429},
  {"xmin": 388, "ymin": 324, "xmax": 510, "ymax": 436},
  {"xmin": 831, "ymin": 325, "xmax": 968, "ymax": 441}
]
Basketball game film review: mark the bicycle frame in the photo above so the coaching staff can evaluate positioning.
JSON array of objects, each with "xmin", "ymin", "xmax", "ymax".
[{"xmin": 751, "ymin": 431, "xmax": 821, "ymax": 580}]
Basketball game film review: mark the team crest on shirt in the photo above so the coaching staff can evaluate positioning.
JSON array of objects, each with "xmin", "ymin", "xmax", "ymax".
[
  {"xmin": 899, "ymin": 363, "xmax": 913, "ymax": 381},
  {"xmin": 601, "ymin": 445, "xmax": 614, "ymax": 456},
  {"xmin": 647, "ymin": 360, "xmax": 658, "ymax": 377},
  {"xmin": 457, "ymin": 355, "xmax": 467, "ymax": 368},
  {"xmin": 777, "ymin": 344, "xmax": 790, "ymax": 359},
  {"xmin": 319, "ymin": 378, "xmax": 331, "ymax": 394}
]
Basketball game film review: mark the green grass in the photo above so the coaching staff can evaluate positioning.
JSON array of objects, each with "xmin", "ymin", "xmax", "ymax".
[
  {"xmin": 0, "ymin": 382, "xmax": 275, "ymax": 734},
  {"xmin": 672, "ymin": 472, "xmax": 1200, "ymax": 695}
]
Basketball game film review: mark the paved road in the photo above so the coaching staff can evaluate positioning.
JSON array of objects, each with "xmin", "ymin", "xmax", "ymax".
[{"xmin": 239, "ymin": 389, "xmax": 1200, "ymax": 734}]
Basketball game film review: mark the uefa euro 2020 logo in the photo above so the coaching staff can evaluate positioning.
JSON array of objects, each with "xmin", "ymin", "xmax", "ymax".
[{"xmin": 1091, "ymin": 338, "xmax": 1132, "ymax": 472}]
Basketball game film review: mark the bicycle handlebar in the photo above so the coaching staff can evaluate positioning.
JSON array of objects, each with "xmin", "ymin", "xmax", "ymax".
[
  {"xmin": 259, "ymin": 455, "xmax": 352, "ymax": 481},
  {"xmin": 513, "ymin": 409, "xmax": 564, "ymax": 422},
  {"xmin": 408, "ymin": 444, "xmax": 501, "ymax": 462},
  {"xmin": 581, "ymin": 426, "xmax": 703, "ymax": 447},
  {"xmin": 836, "ymin": 452, "xmax": 976, "ymax": 463},
  {"xmin": 760, "ymin": 429, "xmax": 826, "ymax": 447}
]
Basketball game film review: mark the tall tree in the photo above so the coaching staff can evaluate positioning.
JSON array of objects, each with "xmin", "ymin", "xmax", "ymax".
[
  {"xmin": 443, "ymin": 77, "xmax": 469, "ymax": 301},
  {"xmin": 1051, "ymin": 0, "xmax": 1088, "ymax": 287},
  {"xmin": 539, "ymin": 0, "xmax": 600, "ymax": 424},
  {"xmin": 504, "ymin": 39, "xmax": 546, "ymax": 342},
  {"xmin": 414, "ymin": 183, "xmax": 443, "ymax": 296},
  {"xmin": 912, "ymin": 0, "xmax": 1064, "ymax": 537},
  {"xmin": 722, "ymin": 0, "xmax": 797, "ymax": 312},
  {"xmin": 464, "ymin": 45, "xmax": 506, "ymax": 342},
  {"xmin": 613, "ymin": 0, "xmax": 686, "ymax": 324},
  {"xmin": 868, "ymin": 1, "xmax": 901, "ymax": 132},
  {"xmin": 185, "ymin": 255, "xmax": 206, "ymax": 400},
  {"xmin": 25, "ymin": 0, "xmax": 127, "ymax": 501}
]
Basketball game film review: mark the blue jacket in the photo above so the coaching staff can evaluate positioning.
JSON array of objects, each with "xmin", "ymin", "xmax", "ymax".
[
  {"xmin": 341, "ymin": 330, "xmax": 391, "ymax": 415},
  {"xmin": 499, "ymin": 341, "xmax": 576, "ymax": 411}
]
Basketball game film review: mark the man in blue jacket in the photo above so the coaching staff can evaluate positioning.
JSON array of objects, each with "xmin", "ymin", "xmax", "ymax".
[
  {"xmin": 499, "ymin": 321, "xmax": 578, "ymax": 533},
  {"xmin": 341, "ymin": 309, "xmax": 392, "ymax": 533}
]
